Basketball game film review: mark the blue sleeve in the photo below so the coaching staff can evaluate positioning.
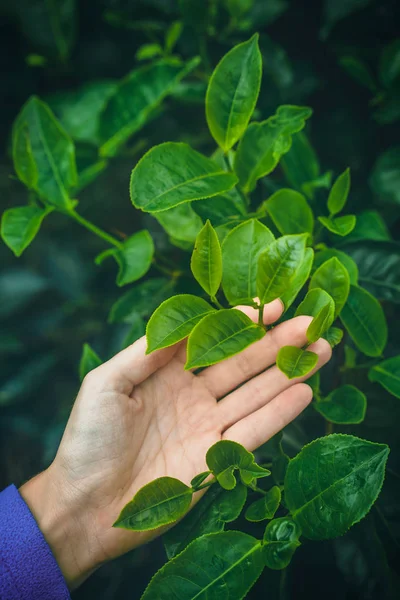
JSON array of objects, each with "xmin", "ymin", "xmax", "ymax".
[{"xmin": 0, "ymin": 485, "xmax": 70, "ymax": 600}]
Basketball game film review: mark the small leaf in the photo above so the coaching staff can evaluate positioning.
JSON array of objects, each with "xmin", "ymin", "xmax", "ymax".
[
  {"xmin": 313, "ymin": 248, "xmax": 358, "ymax": 285},
  {"xmin": 323, "ymin": 326, "xmax": 344, "ymax": 348},
  {"xmin": 285, "ymin": 434, "xmax": 389, "ymax": 539},
  {"xmin": 309, "ymin": 257, "xmax": 350, "ymax": 317},
  {"xmin": 146, "ymin": 295, "xmax": 215, "ymax": 353},
  {"xmin": 114, "ymin": 477, "xmax": 192, "ymax": 531},
  {"xmin": 191, "ymin": 221, "xmax": 222, "ymax": 297},
  {"xmin": 263, "ymin": 189, "xmax": 314, "ymax": 236},
  {"xmin": 185, "ymin": 309, "xmax": 265, "ymax": 369},
  {"xmin": 96, "ymin": 231, "xmax": 154, "ymax": 286},
  {"xmin": 280, "ymin": 248, "xmax": 314, "ymax": 310},
  {"xmin": 1, "ymin": 205, "xmax": 53, "ymax": 257},
  {"xmin": 136, "ymin": 43, "xmax": 163, "ymax": 61},
  {"xmin": 263, "ymin": 517, "xmax": 301, "ymax": 570},
  {"xmin": 277, "ymin": 346, "xmax": 318, "ymax": 379},
  {"xmin": 369, "ymin": 356, "xmax": 400, "ymax": 399},
  {"xmin": 141, "ymin": 531, "xmax": 264, "ymax": 600},
  {"xmin": 222, "ymin": 219, "xmax": 274, "ymax": 305},
  {"xmin": 245, "ymin": 486, "xmax": 281, "ymax": 522},
  {"xmin": 130, "ymin": 142, "xmax": 238, "ymax": 213},
  {"xmin": 234, "ymin": 105, "xmax": 312, "ymax": 192},
  {"xmin": 190, "ymin": 471, "xmax": 212, "ymax": 489},
  {"xmin": 306, "ymin": 299, "xmax": 335, "ymax": 344},
  {"xmin": 344, "ymin": 210, "xmax": 391, "ymax": 243},
  {"xmin": 79, "ymin": 343, "xmax": 102, "ymax": 381},
  {"xmin": 327, "ymin": 168, "xmax": 351, "ymax": 215},
  {"xmin": 296, "ymin": 288, "xmax": 336, "ymax": 318},
  {"xmin": 206, "ymin": 440, "xmax": 270, "ymax": 490},
  {"xmin": 340, "ymin": 285, "xmax": 388, "ymax": 357},
  {"xmin": 339, "ymin": 56, "xmax": 378, "ymax": 92},
  {"xmin": 314, "ymin": 385, "xmax": 366, "ymax": 424},
  {"xmin": 318, "ymin": 215, "xmax": 356, "ymax": 237},
  {"xmin": 281, "ymin": 132, "xmax": 320, "ymax": 195},
  {"xmin": 165, "ymin": 21, "xmax": 183, "ymax": 53},
  {"xmin": 206, "ymin": 34, "xmax": 262, "ymax": 152},
  {"xmin": 257, "ymin": 234, "xmax": 307, "ymax": 305}
]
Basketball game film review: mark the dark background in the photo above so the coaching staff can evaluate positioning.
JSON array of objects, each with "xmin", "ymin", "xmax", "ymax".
[{"xmin": 1, "ymin": 1, "xmax": 399, "ymax": 598}]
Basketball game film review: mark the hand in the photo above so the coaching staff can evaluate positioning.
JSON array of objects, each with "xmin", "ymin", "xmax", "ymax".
[{"xmin": 20, "ymin": 300, "xmax": 331, "ymax": 589}]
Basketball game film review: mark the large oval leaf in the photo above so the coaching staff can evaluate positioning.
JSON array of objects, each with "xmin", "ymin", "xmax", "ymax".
[
  {"xmin": 277, "ymin": 346, "xmax": 318, "ymax": 379},
  {"xmin": 114, "ymin": 477, "xmax": 192, "ymax": 531},
  {"xmin": 206, "ymin": 440, "xmax": 270, "ymax": 490},
  {"xmin": 185, "ymin": 309, "xmax": 265, "ymax": 369},
  {"xmin": 313, "ymin": 248, "xmax": 358, "ymax": 285},
  {"xmin": 313, "ymin": 385, "xmax": 367, "ymax": 424},
  {"xmin": 141, "ymin": 531, "xmax": 264, "ymax": 600},
  {"xmin": 234, "ymin": 105, "xmax": 312, "ymax": 192},
  {"xmin": 130, "ymin": 142, "xmax": 238, "ymax": 213},
  {"xmin": 191, "ymin": 220, "xmax": 222, "ymax": 297},
  {"xmin": 222, "ymin": 219, "xmax": 274, "ymax": 305},
  {"xmin": 257, "ymin": 234, "xmax": 307, "ymax": 305},
  {"xmin": 340, "ymin": 285, "xmax": 388, "ymax": 357},
  {"xmin": 309, "ymin": 256, "xmax": 350, "ymax": 317},
  {"xmin": 206, "ymin": 34, "xmax": 262, "ymax": 152},
  {"xmin": 263, "ymin": 188, "xmax": 314, "ymax": 236},
  {"xmin": 280, "ymin": 247, "xmax": 314, "ymax": 310},
  {"xmin": 369, "ymin": 355, "xmax": 400, "ymax": 398},
  {"xmin": 285, "ymin": 434, "xmax": 389, "ymax": 540},
  {"xmin": 263, "ymin": 517, "xmax": 301, "ymax": 570},
  {"xmin": 1, "ymin": 205, "xmax": 53, "ymax": 257},
  {"xmin": 146, "ymin": 295, "xmax": 215, "ymax": 353}
]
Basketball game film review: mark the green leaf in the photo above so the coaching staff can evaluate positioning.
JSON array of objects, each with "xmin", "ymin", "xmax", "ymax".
[
  {"xmin": 185, "ymin": 309, "xmax": 265, "ymax": 370},
  {"xmin": 277, "ymin": 346, "xmax": 318, "ymax": 379},
  {"xmin": 114, "ymin": 477, "xmax": 192, "ymax": 531},
  {"xmin": 245, "ymin": 486, "xmax": 281, "ymax": 522},
  {"xmin": 285, "ymin": 434, "xmax": 389, "ymax": 539},
  {"xmin": 206, "ymin": 440, "xmax": 270, "ymax": 490},
  {"xmin": 309, "ymin": 257, "xmax": 350, "ymax": 317},
  {"xmin": 164, "ymin": 483, "xmax": 247, "ymax": 558},
  {"xmin": 263, "ymin": 189, "xmax": 314, "ymax": 236},
  {"xmin": 257, "ymin": 234, "xmax": 307, "ymax": 305},
  {"xmin": 339, "ymin": 56, "xmax": 378, "ymax": 92},
  {"xmin": 320, "ymin": 0, "xmax": 373, "ymax": 39},
  {"xmin": 136, "ymin": 43, "xmax": 163, "ymax": 61},
  {"xmin": 369, "ymin": 146, "xmax": 400, "ymax": 205},
  {"xmin": 323, "ymin": 326, "xmax": 344, "ymax": 348},
  {"xmin": 306, "ymin": 298, "xmax": 335, "ymax": 344},
  {"xmin": 1, "ymin": 205, "xmax": 53, "ymax": 257},
  {"xmin": 262, "ymin": 517, "xmax": 301, "ymax": 570},
  {"xmin": 108, "ymin": 278, "xmax": 174, "ymax": 323},
  {"xmin": 206, "ymin": 34, "xmax": 262, "ymax": 152},
  {"xmin": 194, "ymin": 193, "xmax": 246, "ymax": 227},
  {"xmin": 327, "ymin": 168, "xmax": 351, "ymax": 215},
  {"xmin": 12, "ymin": 97, "xmax": 77, "ymax": 208},
  {"xmin": 314, "ymin": 385, "xmax": 367, "ymax": 424},
  {"xmin": 222, "ymin": 219, "xmax": 275, "ymax": 305},
  {"xmin": 318, "ymin": 215, "xmax": 356, "ymax": 237},
  {"xmin": 281, "ymin": 132, "xmax": 320, "ymax": 194},
  {"xmin": 99, "ymin": 58, "xmax": 199, "ymax": 156},
  {"xmin": 95, "ymin": 231, "xmax": 154, "ymax": 286},
  {"xmin": 191, "ymin": 221, "xmax": 222, "ymax": 297},
  {"xmin": 280, "ymin": 247, "xmax": 314, "ymax": 310},
  {"xmin": 141, "ymin": 531, "xmax": 264, "ymax": 600},
  {"xmin": 379, "ymin": 39, "xmax": 400, "ymax": 88},
  {"xmin": 343, "ymin": 210, "xmax": 391, "ymax": 243},
  {"xmin": 342, "ymin": 241, "xmax": 400, "ymax": 303},
  {"xmin": 340, "ymin": 285, "xmax": 388, "ymax": 357},
  {"xmin": 313, "ymin": 248, "xmax": 358, "ymax": 285},
  {"xmin": 79, "ymin": 343, "xmax": 102, "ymax": 381},
  {"xmin": 146, "ymin": 295, "xmax": 215, "ymax": 353},
  {"xmin": 369, "ymin": 356, "xmax": 400, "ymax": 399},
  {"xmin": 121, "ymin": 315, "xmax": 146, "ymax": 349},
  {"xmin": 155, "ymin": 204, "xmax": 203, "ymax": 244},
  {"xmin": 165, "ymin": 21, "xmax": 183, "ymax": 53},
  {"xmin": 130, "ymin": 142, "xmax": 238, "ymax": 213},
  {"xmin": 234, "ymin": 105, "xmax": 312, "ymax": 192},
  {"xmin": 190, "ymin": 472, "xmax": 212, "ymax": 489}
]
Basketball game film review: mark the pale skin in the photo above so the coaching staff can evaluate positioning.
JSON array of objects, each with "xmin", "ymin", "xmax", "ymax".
[{"xmin": 20, "ymin": 299, "xmax": 331, "ymax": 590}]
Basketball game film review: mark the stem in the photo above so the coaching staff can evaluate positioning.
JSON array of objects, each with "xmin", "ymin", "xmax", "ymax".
[
  {"xmin": 194, "ymin": 478, "xmax": 216, "ymax": 492},
  {"xmin": 258, "ymin": 305, "xmax": 264, "ymax": 327},
  {"xmin": 211, "ymin": 296, "xmax": 224, "ymax": 310},
  {"xmin": 251, "ymin": 485, "xmax": 267, "ymax": 496},
  {"xmin": 325, "ymin": 420, "xmax": 334, "ymax": 435},
  {"xmin": 67, "ymin": 209, "xmax": 122, "ymax": 248}
]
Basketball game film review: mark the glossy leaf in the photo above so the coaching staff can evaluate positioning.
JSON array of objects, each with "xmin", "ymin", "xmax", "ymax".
[
  {"xmin": 313, "ymin": 248, "xmax": 358, "ymax": 285},
  {"xmin": 327, "ymin": 168, "xmax": 350, "ymax": 215},
  {"xmin": 96, "ymin": 231, "xmax": 154, "ymax": 286},
  {"xmin": 277, "ymin": 346, "xmax": 318, "ymax": 379},
  {"xmin": 280, "ymin": 247, "xmax": 314, "ymax": 310},
  {"xmin": 340, "ymin": 285, "xmax": 388, "ymax": 357},
  {"xmin": 222, "ymin": 219, "xmax": 274, "ymax": 305},
  {"xmin": 142, "ymin": 531, "xmax": 264, "ymax": 600},
  {"xmin": 263, "ymin": 517, "xmax": 301, "ymax": 570},
  {"xmin": 285, "ymin": 434, "xmax": 389, "ymax": 539},
  {"xmin": 1, "ymin": 205, "xmax": 53, "ymax": 257},
  {"xmin": 206, "ymin": 440, "xmax": 270, "ymax": 490},
  {"xmin": 130, "ymin": 142, "xmax": 238, "ymax": 213},
  {"xmin": 296, "ymin": 288, "xmax": 336, "ymax": 318},
  {"xmin": 314, "ymin": 385, "xmax": 367, "ymax": 424},
  {"xmin": 164, "ymin": 483, "xmax": 247, "ymax": 558},
  {"xmin": 155, "ymin": 204, "xmax": 203, "ymax": 244},
  {"xmin": 12, "ymin": 97, "xmax": 77, "ymax": 208},
  {"xmin": 323, "ymin": 326, "xmax": 344, "ymax": 348},
  {"xmin": 263, "ymin": 189, "xmax": 314, "ymax": 236},
  {"xmin": 79, "ymin": 343, "xmax": 102, "ymax": 381},
  {"xmin": 191, "ymin": 221, "xmax": 222, "ymax": 297},
  {"xmin": 146, "ymin": 295, "xmax": 215, "ymax": 353},
  {"xmin": 99, "ymin": 58, "xmax": 199, "ymax": 156},
  {"xmin": 309, "ymin": 257, "xmax": 350, "ymax": 317},
  {"xmin": 369, "ymin": 356, "xmax": 400, "ymax": 399},
  {"xmin": 108, "ymin": 278, "xmax": 174, "ymax": 323},
  {"xmin": 190, "ymin": 471, "xmax": 212, "ymax": 489},
  {"xmin": 234, "ymin": 105, "xmax": 312, "ymax": 192},
  {"xmin": 318, "ymin": 215, "xmax": 356, "ymax": 237},
  {"xmin": 185, "ymin": 309, "xmax": 265, "ymax": 370},
  {"xmin": 257, "ymin": 234, "xmax": 307, "ymax": 305},
  {"xmin": 114, "ymin": 477, "xmax": 192, "ymax": 531},
  {"xmin": 206, "ymin": 34, "xmax": 262, "ymax": 152},
  {"xmin": 306, "ymin": 298, "xmax": 335, "ymax": 343},
  {"xmin": 245, "ymin": 486, "xmax": 281, "ymax": 522}
]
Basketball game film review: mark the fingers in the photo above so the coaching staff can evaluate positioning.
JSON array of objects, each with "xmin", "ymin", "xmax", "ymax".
[
  {"xmin": 216, "ymin": 338, "xmax": 331, "ymax": 430},
  {"xmin": 197, "ymin": 314, "xmax": 312, "ymax": 398},
  {"xmin": 222, "ymin": 383, "xmax": 313, "ymax": 452}
]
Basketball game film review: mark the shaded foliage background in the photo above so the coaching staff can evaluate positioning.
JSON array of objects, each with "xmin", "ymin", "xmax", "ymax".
[{"xmin": 0, "ymin": 0, "xmax": 399, "ymax": 598}]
